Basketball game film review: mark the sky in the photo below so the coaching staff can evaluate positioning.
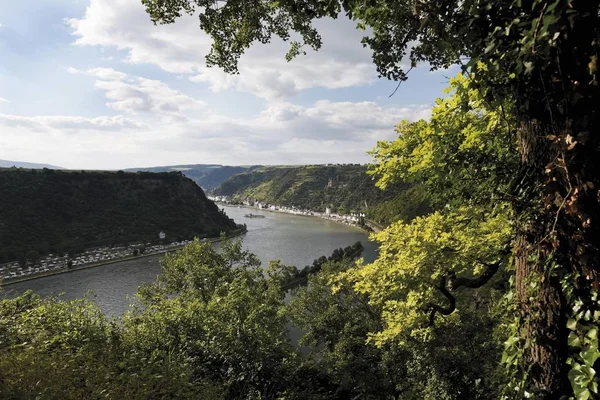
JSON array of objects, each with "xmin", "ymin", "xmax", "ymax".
[{"xmin": 0, "ymin": 0, "xmax": 459, "ymax": 170}]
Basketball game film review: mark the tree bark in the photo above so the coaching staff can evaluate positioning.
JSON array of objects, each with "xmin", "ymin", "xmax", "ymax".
[
  {"xmin": 514, "ymin": 231, "xmax": 569, "ymax": 396},
  {"xmin": 514, "ymin": 115, "xmax": 599, "ymax": 397},
  {"xmin": 510, "ymin": 2, "xmax": 600, "ymax": 395}
]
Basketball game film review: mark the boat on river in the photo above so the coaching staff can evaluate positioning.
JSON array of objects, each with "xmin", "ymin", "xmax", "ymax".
[{"xmin": 244, "ymin": 213, "xmax": 266, "ymax": 219}]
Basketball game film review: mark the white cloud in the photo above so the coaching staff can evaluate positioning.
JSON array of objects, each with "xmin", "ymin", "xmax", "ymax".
[
  {"xmin": 70, "ymin": 67, "xmax": 206, "ymax": 120},
  {"xmin": 131, "ymin": 100, "xmax": 431, "ymax": 164},
  {"xmin": 1, "ymin": 0, "xmax": 447, "ymax": 170},
  {"xmin": 0, "ymin": 97, "xmax": 9, "ymax": 103},
  {"xmin": 255, "ymin": 100, "xmax": 431, "ymax": 141},
  {"xmin": 67, "ymin": 66, "xmax": 82, "ymax": 75},
  {"xmin": 68, "ymin": 0, "xmax": 377, "ymax": 100},
  {"xmin": 68, "ymin": 0, "xmax": 210, "ymax": 74},
  {"xmin": 0, "ymin": 99, "xmax": 431, "ymax": 169},
  {"xmin": 0, "ymin": 114, "xmax": 146, "ymax": 131},
  {"xmin": 87, "ymin": 67, "xmax": 128, "ymax": 81}
]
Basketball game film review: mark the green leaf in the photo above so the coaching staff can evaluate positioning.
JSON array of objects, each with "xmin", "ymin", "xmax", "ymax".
[
  {"xmin": 581, "ymin": 347, "xmax": 600, "ymax": 368},
  {"xmin": 581, "ymin": 365, "xmax": 596, "ymax": 379},
  {"xmin": 569, "ymin": 331, "xmax": 582, "ymax": 348},
  {"xmin": 586, "ymin": 328, "xmax": 597, "ymax": 340},
  {"xmin": 567, "ymin": 318, "xmax": 578, "ymax": 330},
  {"xmin": 574, "ymin": 387, "xmax": 592, "ymax": 400},
  {"xmin": 590, "ymin": 381, "xmax": 599, "ymax": 394}
]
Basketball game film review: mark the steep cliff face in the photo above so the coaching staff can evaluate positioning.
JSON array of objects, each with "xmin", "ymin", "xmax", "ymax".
[
  {"xmin": 0, "ymin": 168, "xmax": 238, "ymax": 262},
  {"xmin": 213, "ymin": 165, "xmax": 431, "ymax": 224}
]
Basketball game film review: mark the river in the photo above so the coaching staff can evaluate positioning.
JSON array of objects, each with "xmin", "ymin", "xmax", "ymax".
[{"xmin": 2, "ymin": 205, "xmax": 378, "ymax": 316}]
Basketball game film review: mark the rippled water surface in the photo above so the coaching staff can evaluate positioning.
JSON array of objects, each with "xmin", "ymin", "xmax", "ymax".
[{"xmin": 3, "ymin": 206, "xmax": 378, "ymax": 316}]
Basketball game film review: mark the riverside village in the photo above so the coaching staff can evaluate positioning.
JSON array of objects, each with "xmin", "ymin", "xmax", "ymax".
[{"xmin": 209, "ymin": 196, "xmax": 371, "ymax": 229}]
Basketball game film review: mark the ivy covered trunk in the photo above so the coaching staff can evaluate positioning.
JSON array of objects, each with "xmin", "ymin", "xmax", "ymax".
[
  {"xmin": 514, "ymin": 235, "xmax": 569, "ymax": 395},
  {"xmin": 513, "ymin": 119, "xmax": 569, "ymax": 395},
  {"xmin": 514, "ymin": 108, "xmax": 600, "ymax": 397},
  {"xmin": 508, "ymin": 2, "xmax": 600, "ymax": 395}
]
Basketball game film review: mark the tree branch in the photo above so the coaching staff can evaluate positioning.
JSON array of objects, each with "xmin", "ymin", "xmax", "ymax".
[
  {"xmin": 425, "ymin": 275, "xmax": 456, "ymax": 326},
  {"xmin": 425, "ymin": 249, "xmax": 509, "ymax": 326},
  {"xmin": 447, "ymin": 259, "xmax": 500, "ymax": 290}
]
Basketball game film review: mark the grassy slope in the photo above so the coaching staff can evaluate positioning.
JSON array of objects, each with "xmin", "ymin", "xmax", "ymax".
[{"xmin": 213, "ymin": 165, "xmax": 431, "ymax": 225}]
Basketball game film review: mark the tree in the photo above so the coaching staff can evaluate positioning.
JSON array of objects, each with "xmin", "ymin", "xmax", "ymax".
[
  {"xmin": 131, "ymin": 238, "xmax": 307, "ymax": 398},
  {"xmin": 288, "ymin": 259, "xmax": 408, "ymax": 399},
  {"xmin": 1, "ymin": 241, "xmax": 341, "ymax": 399},
  {"xmin": 142, "ymin": 1, "xmax": 600, "ymax": 396},
  {"xmin": 363, "ymin": 73, "xmax": 599, "ymax": 399},
  {"xmin": 0, "ymin": 291, "xmax": 216, "ymax": 399},
  {"xmin": 290, "ymin": 256, "xmax": 504, "ymax": 399},
  {"xmin": 0, "ymin": 292, "xmax": 116, "ymax": 399}
]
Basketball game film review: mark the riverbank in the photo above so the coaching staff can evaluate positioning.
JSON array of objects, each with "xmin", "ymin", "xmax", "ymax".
[
  {"xmin": 1, "ymin": 231, "xmax": 244, "ymax": 287},
  {"xmin": 281, "ymin": 242, "xmax": 365, "ymax": 291},
  {"xmin": 220, "ymin": 203, "xmax": 380, "ymax": 233}
]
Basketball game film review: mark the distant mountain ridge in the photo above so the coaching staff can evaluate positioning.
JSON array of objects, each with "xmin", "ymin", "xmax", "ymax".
[
  {"xmin": 0, "ymin": 159, "xmax": 63, "ymax": 169},
  {"xmin": 0, "ymin": 161, "xmax": 251, "ymax": 190},
  {"xmin": 125, "ymin": 164, "xmax": 260, "ymax": 190}
]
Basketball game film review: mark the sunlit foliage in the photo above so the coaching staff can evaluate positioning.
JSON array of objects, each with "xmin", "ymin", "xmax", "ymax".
[{"xmin": 338, "ymin": 207, "xmax": 512, "ymax": 346}]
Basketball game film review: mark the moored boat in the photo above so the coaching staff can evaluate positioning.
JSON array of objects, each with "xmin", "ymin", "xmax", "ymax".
[{"xmin": 244, "ymin": 213, "xmax": 265, "ymax": 218}]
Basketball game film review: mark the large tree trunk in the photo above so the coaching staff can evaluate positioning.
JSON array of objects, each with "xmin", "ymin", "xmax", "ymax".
[
  {"xmin": 513, "ymin": 121, "xmax": 569, "ymax": 397},
  {"xmin": 514, "ymin": 110, "xmax": 600, "ymax": 397},
  {"xmin": 510, "ymin": 2, "xmax": 600, "ymax": 393},
  {"xmin": 514, "ymin": 232, "xmax": 569, "ymax": 396}
]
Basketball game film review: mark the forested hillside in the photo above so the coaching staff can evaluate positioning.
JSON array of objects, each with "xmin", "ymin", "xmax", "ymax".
[
  {"xmin": 126, "ymin": 164, "xmax": 257, "ymax": 190},
  {"xmin": 213, "ymin": 164, "xmax": 431, "ymax": 224},
  {"xmin": 0, "ymin": 168, "xmax": 238, "ymax": 263}
]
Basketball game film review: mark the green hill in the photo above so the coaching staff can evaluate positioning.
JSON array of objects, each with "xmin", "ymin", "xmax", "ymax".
[
  {"xmin": 0, "ymin": 168, "xmax": 239, "ymax": 263},
  {"xmin": 213, "ymin": 164, "xmax": 431, "ymax": 225},
  {"xmin": 125, "ymin": 164, "xmax": 258, "ymax": 190}
]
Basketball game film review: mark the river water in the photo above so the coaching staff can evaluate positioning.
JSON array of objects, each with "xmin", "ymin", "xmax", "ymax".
[{"xmin": 2, "ymin": 205, "xmax": 378, "ymax": 316}]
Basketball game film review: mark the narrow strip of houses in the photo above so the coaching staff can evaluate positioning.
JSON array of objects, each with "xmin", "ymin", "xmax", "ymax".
[
  {"xmin": 1, "ymin": 240, "xmax": 193, "ymax": 282},
  {"xmin": 209, "ymin": 196, "xmax": 366, "ymax": 228}
]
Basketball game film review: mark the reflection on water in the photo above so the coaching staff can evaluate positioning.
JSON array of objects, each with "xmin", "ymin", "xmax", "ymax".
[{"xmin": 3, "ymin": 205, "xmax": 378, "ymax": 316}]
